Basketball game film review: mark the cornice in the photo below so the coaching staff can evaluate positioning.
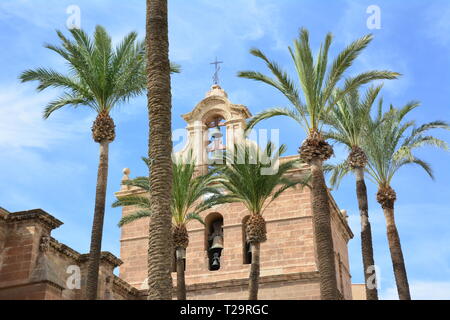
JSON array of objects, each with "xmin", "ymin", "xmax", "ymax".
[
  {"xmin": 40, "ymin": 236, "xmax": 123, "ymax": 267},
  {"xmin": 184, "ymin": 271, "xmax": 320, "ymax": 292},
  {"xmin": 79, "ymin": 252, "xmax": 123, "ymax": 268},
  {"xmin": 113, "ymin": 275, "xmax": 140, "ymax": 296},
  {"xmin": 7, "ymin": 209, "xmax": 63, "ymax": 230}
]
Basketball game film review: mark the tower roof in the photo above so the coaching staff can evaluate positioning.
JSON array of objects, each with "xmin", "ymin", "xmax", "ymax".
[{"xmin": 182, "ymin": 85, "xmax": 251, "ymax": 124}]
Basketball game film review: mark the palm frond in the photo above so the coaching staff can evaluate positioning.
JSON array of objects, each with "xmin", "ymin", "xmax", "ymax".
[
  {"xmin": 118, "ymin": 210, "xmax": 152, "ymax": 227},
  {"xmin": 215, "ymin": 142, "xmax": 307, "ymax": 215},
  {"xmin": 185, "ymin": 213, "xmax": 205, "ymax": 225},
  {"xmin": 20, "ymin": 25, "xmax": 180, "ymax": 119},
  {"xmin": 238, "ymin": 27, "xmax": 399, "ymax": 139},
  {"xmin": 43, "ymin": 93, "xmax": 89, "ymax": 119},
  {"xmin": 112, "ymin": 196, "xmax": 150, "ymax": 209},
  {"xmin": 364, "ymin": 101, "xmax": 447, "ymax": 187},
  {"xmin": 246, "ymin": 107, "xmax": 306, "ymax": 133},
  {"xmin": 324, "ymin": 161, "xmax": 351, "ymax": 189}
]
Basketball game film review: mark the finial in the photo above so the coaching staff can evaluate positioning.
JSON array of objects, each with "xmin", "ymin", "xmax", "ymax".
[
  {"xmin": 121, "ymin": 168, "xmax": 130, "ymax": 190},
  {"xmin": 340, "ymin": 209, "xmax": 348, "ymax": 220},
  {"xmin": 210, "ymin": 57, "xmax": 223, "ymax": 85}
]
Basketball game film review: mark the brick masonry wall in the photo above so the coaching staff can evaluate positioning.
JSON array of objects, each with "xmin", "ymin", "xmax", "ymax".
[
  {"xmin": 117, "ymin": 162, "xmax": 354, "ymax": 300},
  {"xmin": 0, "ymin": 210, "xmax": 137, "ymax": 300},
  {"xmin": 0, "ymin": 221, "xmax": 44, "ymax": 289}
]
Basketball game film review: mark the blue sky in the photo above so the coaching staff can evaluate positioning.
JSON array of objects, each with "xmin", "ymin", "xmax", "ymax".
[{"xmin": 1, "ymin": 0, "xmax": 449, "ymax": 299}]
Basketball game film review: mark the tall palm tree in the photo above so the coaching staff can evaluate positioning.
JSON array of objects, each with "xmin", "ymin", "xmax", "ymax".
[
  {"xmin": 146, "ymin": 0, "xmax": 174, "ymax": 300},
  {"xmin": 324, "ymin": 86, "xmax": 384, "ymax": 300},
  {"xmin": 113, "ymin": 156, "xmax": 222, "ymax": 300},
  {"xmin": 213, "ymin": 142, "xmax": 307, "ymax": 300},
  {"xmin": 19, "ymin": 26, "xmax": 156, "ymax": 300},
  {"xmin": 363, "ymin": 102, "xmax": 449, "ymax": 300},
  {"xmin": 238, "ymin": 28, "xmax": 399, "ymax": 299}
]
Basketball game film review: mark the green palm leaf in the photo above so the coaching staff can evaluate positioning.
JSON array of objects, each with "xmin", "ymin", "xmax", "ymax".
[
  {"xmin": 238, "ymin": 27, "xmax": 399, "ymax": 137},
  {"xmin": 20, "ymin": 25, "xmax": 180, "ymax": 118}
]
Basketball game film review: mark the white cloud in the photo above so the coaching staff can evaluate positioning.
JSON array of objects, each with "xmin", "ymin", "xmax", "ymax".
[
  {"xmin": 169, "ymin": 0, "xmax": 287, "ymax": 63},
  {"xmin": 0, "ymin": 84, "xmax": 91, "ymax": 149},
  {"xmin": 0, "ymin": 0, "xmax": 65, "ymax": 29},
  {"xmin": 382, "ymin": 281, "xmax": 450, "ymax": 300}
]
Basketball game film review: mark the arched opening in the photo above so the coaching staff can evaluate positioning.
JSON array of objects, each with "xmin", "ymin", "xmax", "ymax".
[
  {"xmin": 242, "ymin": 215, "xmax": 252, "ymax": 265},
  {"xmin": 204, "ymin": 212, "xmax": 224, "ymax": 271},
  {"xmin": 205, "ymin": 114, "xmax": 226, "ymax": 166}
]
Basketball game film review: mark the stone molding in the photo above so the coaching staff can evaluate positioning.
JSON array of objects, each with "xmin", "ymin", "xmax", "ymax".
[
  {"xmin": 5, "ymin": 209, "xmax": 63, "ymax": 231},
  {"xmin": 113, "ymin": 275, "xmax": 140, "ymax": 297},
  {"xmin": 40, "ymin": 236, "xmax": 123, "ymax": 267},
  {"xmin": 79, "ymin": 252, "xmax": 123, "ymax": 268},
  {"xmin": 0, "ymin": 279, "xmax": 65, "ymax": 292},
  {"xmin": 44, "ymin": 237, "xmax": 82, "ymax": 261},
  {"xmin": 181, "ymin": 271, "xmax": 320, "ymax": 292}
]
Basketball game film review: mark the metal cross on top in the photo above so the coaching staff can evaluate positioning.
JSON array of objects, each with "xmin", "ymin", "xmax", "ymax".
[{"xmin": 210, "ymin": 57, "xmax": 223, "ymax": 85}]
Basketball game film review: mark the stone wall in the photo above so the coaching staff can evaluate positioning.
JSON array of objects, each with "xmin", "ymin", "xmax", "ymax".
[
  {"xmin": 0, "ymin": 208, "xmax": 138, "ymax": 300},
  {"xmin": 117, "ymin": 158, "xmax": 354, "ymax": 300}
]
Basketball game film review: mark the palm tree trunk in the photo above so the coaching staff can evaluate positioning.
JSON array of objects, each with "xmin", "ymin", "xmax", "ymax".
[
  {"xmin": 176, "ymin": 248, "xmax": 186, "ymax": 300},
  {"xmin": 355, "ymin": 167, "xmax": 378, "ymax": 300},
  {"xmin": 146, "ymin": 0, "xmax": 174, "ymax": 300},
  {"xmin": 382, "ymin": 203, "xmax": 411, "ymax": 300},
  {"xmin": 310, "ymin": 159, "xmax": 339, "ymax": 300},
  {"xmin": 248, "ymin": 242, "xmax": 260, "ymax": 300},
  {"xmin": 85, "ymin": 141, "xmax": 109, "ymax": 300}
]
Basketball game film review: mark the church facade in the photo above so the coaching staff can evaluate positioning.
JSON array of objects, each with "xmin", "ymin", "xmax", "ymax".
[
  {"xmin": 117, "ymin": 85, "xmax": 355, "ymax": 300},
  {"xmin": 0, "ymin": 85, "xmax": 359, "ymax": 300}
]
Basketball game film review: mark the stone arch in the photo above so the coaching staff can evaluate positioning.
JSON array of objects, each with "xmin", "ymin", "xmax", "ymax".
[
  {"xmin": 176, "ymin": 85, "xmax": 252, "ymax": 173},
  {"xmin": 204, "ymin": 212, "xmax": 224, "ymax": 251},
  {"xmin": 204, "ymin": 212, "xmax": 224, "ymax": 271}
]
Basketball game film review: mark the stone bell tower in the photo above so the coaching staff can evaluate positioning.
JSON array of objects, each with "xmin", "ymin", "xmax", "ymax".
[
  {"xmin": 115, "ymin": 84, "xmax": 355, "ymax": 300},
  {"xmin": 176, "ymin": 84, "xmax": 251, "ymax": 174}
]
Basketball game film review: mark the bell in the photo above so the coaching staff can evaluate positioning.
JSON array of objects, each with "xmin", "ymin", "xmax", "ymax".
[
  {"xmin": 211, "ymin": 126, "xmax": 223, "ymax": 139},
  {"xmin": 210, "ymin": 235, "xmax": 224, "ymax": 250}
]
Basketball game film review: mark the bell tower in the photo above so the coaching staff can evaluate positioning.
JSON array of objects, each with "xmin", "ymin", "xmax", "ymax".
[
  {"xmin": 176, "ymin": 84, "xmax": 251, "ymax": 174},
  {"xmin": 116, "ymin": 83, "xmax": 355, "ymax": 300}
]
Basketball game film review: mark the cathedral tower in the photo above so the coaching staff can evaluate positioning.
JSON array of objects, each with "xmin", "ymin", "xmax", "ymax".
[{"xmin": 115, "ymin": 85, "xmax": 354, "ymax": 299}]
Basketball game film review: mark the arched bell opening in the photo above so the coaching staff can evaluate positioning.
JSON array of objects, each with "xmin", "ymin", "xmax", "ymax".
[
  {"xmin": 205, "ymin": 114, "xmax": 227, "ymax": 166},
  {"xmin": 204, "ymin": 212, "xmax": 224, "ymax": 271}
]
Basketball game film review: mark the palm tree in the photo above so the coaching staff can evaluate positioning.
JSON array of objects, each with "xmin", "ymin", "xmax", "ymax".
[
  {"xmin": 19, "ymin": 26, "xmax": 160, "ymax": 300},
  {"xmin": 146, "ymin": 0, "xmax": 174, "ymax": 300},
  {"xmin": 324, "ymin": 86, "xmax": 384, "ymax": 300},
  {"xmin": 213, "ymin": 142, "xmax": 307, "ymax": 300},
  {"xmin": 113, "ymin": 156, "xmax": 222, "ymax": 300},
  {"xmin": 363, "ymin": 102, "xmax": 449, "ymax": 300},
  {"xmin": 238, "ymin": 28, "xmax": 399, "ymax": 299}
]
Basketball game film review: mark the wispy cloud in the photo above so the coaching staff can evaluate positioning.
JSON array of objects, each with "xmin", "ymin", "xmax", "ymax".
[
  {"xmin": 0, "ymin": 84, "xmax": 90, "ymax": 149},
  {"xmin": 169, "ymin": 0, "xmax": 287, "ymax": 63},
  {"xmin": 382, "ymin": 281, "xmax": 450, "ymax": 300}
]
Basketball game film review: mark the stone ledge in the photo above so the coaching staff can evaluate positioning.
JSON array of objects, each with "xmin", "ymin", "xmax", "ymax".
[
  {"xmin": 0, "ymin": 279, "xmax": 65, "ymax": 292},
  {"xmin": 135, "ymin": 271, "xmax": 321, "ymax": 298},
  {"xmin": 79, "ymin": 252, "xmax": 123, "ymax": 268},
  {"xmin": 44, "ymin": 237, "xmax": 81, "ymax": 261},
  {"xmin": 113, "ymin": 275, "xmax": 140, "ymax": 297},
  {"xmin": 6, "ymin": 209, "xmax": 63, "ymax": 230},
  {"xmin": 185, "ymin": 271, "xmax": 319, "ymax": 292},
  {"xmin": 41, "ymin": 236, "xmax": 123, "ymax": 268}
]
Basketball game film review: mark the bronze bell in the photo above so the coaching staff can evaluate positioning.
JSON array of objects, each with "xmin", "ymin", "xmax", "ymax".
[
  {"xmin": 211, "ymin": 126, "xmax": 223, "ymax": 139},
  {"xmin": 210, "ymin": 234, "xmax": 224, "ymax": 250}
]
